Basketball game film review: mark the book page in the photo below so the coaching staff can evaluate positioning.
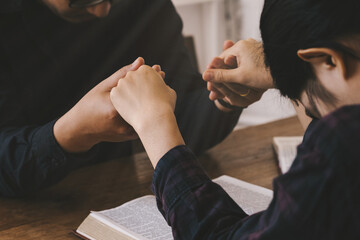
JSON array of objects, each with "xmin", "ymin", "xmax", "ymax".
[
  {"xmin": 213, "ymin": 175, "xmax": 273, "ymax": 215},
  {"xmin": 92, "ymin": 196, "xmax": 172, "ymax": 240},
  {"xmin": 273, "ymin": 136, "xmax": 303, "ymax": 174},
  {"xmin": 84, "ymin": 176, "xmax": 274, "ymax": 239}
]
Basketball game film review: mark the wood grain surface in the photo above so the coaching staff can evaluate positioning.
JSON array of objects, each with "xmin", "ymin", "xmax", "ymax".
[{"xmin": 0, "ymin": 117, "xmax": 304, "ymax": 240}]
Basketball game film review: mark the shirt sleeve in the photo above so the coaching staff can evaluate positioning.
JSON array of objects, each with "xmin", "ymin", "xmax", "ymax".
[
  {"xmin": 0, "ymin": 38, "xmax": 127, "ymax": 197},
  {"xmin": 0, "ymin": 120, "xmax": 102, "ymax": 197},
  {"xmin": 151, "ymin": 115, "xmax": 357, "ymax": 240},
  {"xmin": 0, "ymin": 47, "xmax": 82, "ymax": 197},
  {"xmin": 152, "ymin": 145, "xmax": 254, "ymax": 239}
]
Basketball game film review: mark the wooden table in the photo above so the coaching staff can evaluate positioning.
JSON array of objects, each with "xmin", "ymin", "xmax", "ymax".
[{"xmin": 0, "ymin": 117, "xmax": 304, "ymax": 240}]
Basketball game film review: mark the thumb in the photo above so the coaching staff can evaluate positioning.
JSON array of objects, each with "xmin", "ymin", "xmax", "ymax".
[
  {"xmin": 104, "ymin": 57, "xmax": 145, "ymax": 89},
  {"xmin": 202, "ymin": 68, "xmax": 239, "ymax": 84}
]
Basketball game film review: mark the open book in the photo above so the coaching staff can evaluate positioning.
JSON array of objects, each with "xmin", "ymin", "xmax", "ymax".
[
  {"xmin": 272, "ymin": 136, "xmax": 303, "ymax": 174},
  {"xmin": 75, "ymin": 175, "xmax": 273, "ymax": 240}
]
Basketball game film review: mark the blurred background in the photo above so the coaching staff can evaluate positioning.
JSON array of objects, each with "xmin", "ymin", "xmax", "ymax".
[{"xmin": 172, "ymin": 0, "xmax": 296, "ymax": 129}]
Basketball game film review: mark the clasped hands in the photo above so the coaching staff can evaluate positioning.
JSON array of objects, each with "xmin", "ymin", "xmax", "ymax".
[
  {"xmin": 53, "ymin": 57, "xmax": 167, "ymax": 153},
  {"xmin": 54, "ymin": 39, "xmax": 273, "ymax": 154},
  {"xmin": 107, "ymin": 39, "xmax": 275, "ymax": 165},
  {"xmin": 108, "ymin": 39, "xmax": 275, "ymax": 134},
  {"xmin": 203, "ymin": 39, "xmax": 273, "ymax": 111}
]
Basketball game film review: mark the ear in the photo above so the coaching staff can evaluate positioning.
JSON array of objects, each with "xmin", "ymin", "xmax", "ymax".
[{"xmin": 297, "ymin": 48, "xmax": 347, "ymax": 79}]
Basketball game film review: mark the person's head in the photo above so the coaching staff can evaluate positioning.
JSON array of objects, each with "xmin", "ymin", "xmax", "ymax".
[
  {"xmin": 260, "ymin": 0, "xmax": 360, "ymax": 119},
  {"xmin": 40, "ymin": 0, "xmax": 112, "ymax": 22}
]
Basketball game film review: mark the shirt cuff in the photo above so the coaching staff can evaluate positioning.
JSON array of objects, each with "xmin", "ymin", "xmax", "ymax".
[
  {"xmin": 32, "ymin": 120, "xmax": 101, "ymax": 178},
  {"xmin": 32, "ymin": 120, "xmax": 68, "ymax": 173},
  {"xmin": 151, "ymin": 145, "xmax": 211, "ymax": 219}
]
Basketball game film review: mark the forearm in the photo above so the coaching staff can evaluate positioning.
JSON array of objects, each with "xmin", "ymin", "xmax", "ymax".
[{"xmin": 54, "ymin": 115, "xmax": 98, "ymax": 153}]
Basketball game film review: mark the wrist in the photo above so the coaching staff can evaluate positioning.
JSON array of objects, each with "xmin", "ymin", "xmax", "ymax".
[
  {"xmin": 54, "ymin": 115, "xmax": 98, "ymax": 153},
  {"xmin": 136, "ymin": 111, "xmax": 185, "ymax": 168},
  {"xmin": 134, "ymin": 107, "xmax": 175, "ymax": 135}
]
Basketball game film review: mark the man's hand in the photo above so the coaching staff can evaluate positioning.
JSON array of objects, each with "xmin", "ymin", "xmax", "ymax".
[
  {"xmin": 110, "ymin": 65, "xmax": 184, "ymax": 167},
  {"xmin": 54, "ymin": 57, "xmax": 145, "ymax": 153},
  {"xmin": 203, "ymin": 39, "xmax": 274, "ymax": 109}
]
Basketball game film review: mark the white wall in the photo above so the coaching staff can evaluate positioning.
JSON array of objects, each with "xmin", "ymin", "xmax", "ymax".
[
  {"xmin": 173, "ymin": 0, "xmax": 296, "ymax": 129},
  {"xmin": 174, "ymin": 0, "xmax": 227, "ymax": 72}
]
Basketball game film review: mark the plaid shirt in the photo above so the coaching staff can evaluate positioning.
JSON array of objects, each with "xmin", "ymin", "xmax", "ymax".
[{"xmin": 152, "ymin": 105, "xmax": 360, "ymax": 239}]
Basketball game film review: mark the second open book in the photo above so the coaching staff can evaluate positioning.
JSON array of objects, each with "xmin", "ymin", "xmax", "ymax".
[
  {"xmin": 272, "ymin": 136, "xmax": 303, "ymax": 174},
  {"xmin": 76, "ymin": 175, "xmax": 273, "ymax": 240}
]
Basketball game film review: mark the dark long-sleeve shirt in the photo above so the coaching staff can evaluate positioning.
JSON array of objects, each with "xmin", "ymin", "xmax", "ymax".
[
  {"xmin": 152, "ymin": 105, "xmax": 360, "ymax": 239},
  {"xmin": 0, "ymin": 0, "xmax": 241, "ymax": 197}
]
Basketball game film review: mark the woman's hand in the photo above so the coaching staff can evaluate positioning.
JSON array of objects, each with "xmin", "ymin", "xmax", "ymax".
[
  {"xmin": 110, "ymin": 65, "xmax": 175, "ymax": 132},
  {"xmin": 110, "ymin": 65, "xmax": 184, "ymax": 167}
]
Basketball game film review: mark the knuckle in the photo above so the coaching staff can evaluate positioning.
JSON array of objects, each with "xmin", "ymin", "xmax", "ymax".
[
  {"xmin": 117, "ymin": 78, "xmax": 123, "ymax": 86},
  {"xmin": 110, "ymin": 88, "xmax": 116, "ymax": 98},
  {"xmin": 117, "ymin": 79, "xmax": 125, "ymax": 89},
  {"xmin": 110, "ymin": 85, "xmax": 120, "ymax": 97},
  {"xmin": 138, "ymin": 65, "xmax": 146, "ymax": 70},
  {"xmin": 168, "ymin": 87, "xmax": 177, "ymax": 100},
  {"xmin": 139, "ymin": 65, "xmax": 151, "ymax": 72},
  {"xmin": 237, "ymin": 39, "xmax": 245, "ymax": 46},
  {"xmin": 216, "ymin": 71, "xmax": 225, "ymax": 82},
  {"xmin": 171, "ymin": 88, "xmax": 177, "ymax": 98},
  {"xmin": 126, "ymin": 70, "xmax": 134, "ymax": 77}
]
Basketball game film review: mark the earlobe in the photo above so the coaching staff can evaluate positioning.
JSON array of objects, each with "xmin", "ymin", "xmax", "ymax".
[{"xmin": 297, "ymin": 48, "xmax": 348, "ymax": 79}]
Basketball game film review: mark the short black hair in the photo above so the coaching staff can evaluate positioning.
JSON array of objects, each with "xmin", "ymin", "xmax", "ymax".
[{"xmin": 260, "ymin": 0, "xmax": 360, "ymax": 101}]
